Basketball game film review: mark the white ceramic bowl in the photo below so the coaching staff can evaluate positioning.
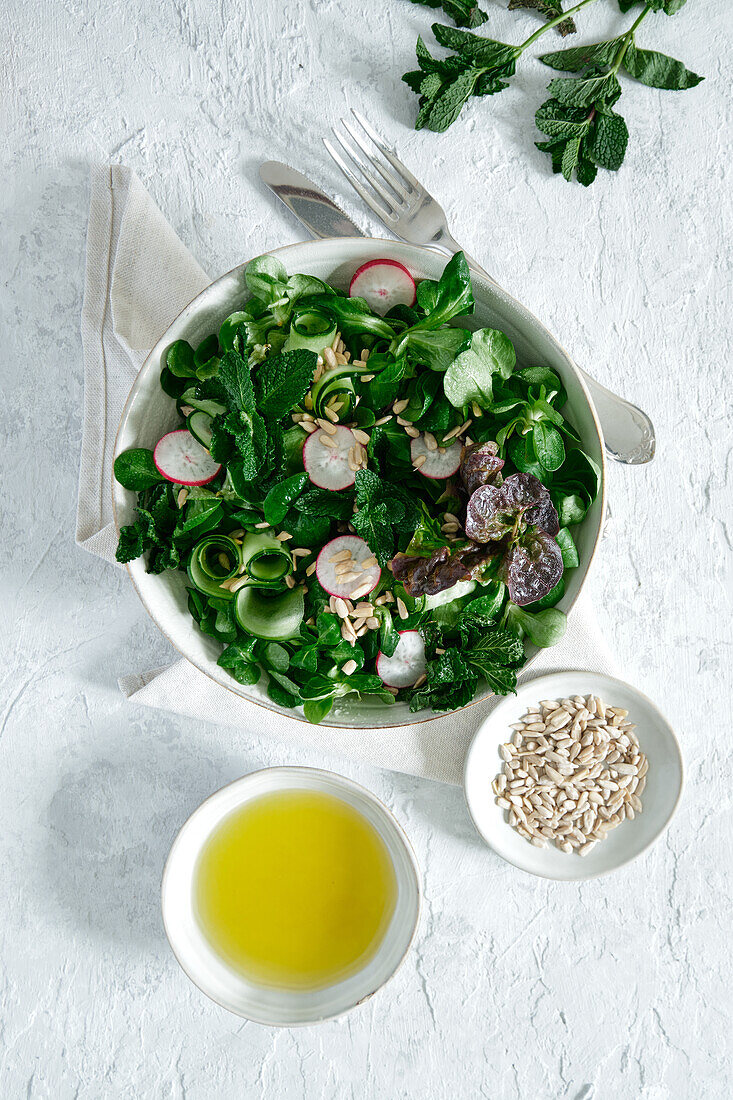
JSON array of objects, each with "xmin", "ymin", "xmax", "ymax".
[
  {"xmin": 464, "ymin": 671, "xmax": 684, "ymax": 880},
  {"xmin": 113, "ymin": 239, "xmax": 606, "ymax": 727},
  {"xmin": 162, "ymin": 767, "xmax": 421, "ymax": 1025}
]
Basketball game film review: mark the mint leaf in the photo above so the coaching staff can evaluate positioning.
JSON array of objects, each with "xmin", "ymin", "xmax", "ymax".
[
  {"xmin": 223, "ymin": 409, "xmax": 267, "ymax": 480},
  {"xmin": 409, "ymin": 620, "xmax": 522, "ymax": 713},
  {"xmin": 115, "ymin": 484, "xmax": 180, "ymax": 572},
  {"xmin": 462, "ymin": 626, "xmax": 524, "ymax": 668},
  {"xmin": 352, "ymin": 469, "xmax": 421, "ymax": 566},
  {"xmin": 296, "ymin": 489, "xmax": 354, "ymax": 520},
  {"xmin": 432, "ymin": 24, "xmax": 517, "ymax": 68},
  {"xmin": 576, "ymin": 157, "xmax": 598, "ymax": 186},
  {"xmin": 623, "ymin": 41, "xmax": 703, "ymax": 90},
  {"xmin": 474, "ymin": 64, "xmax": 517, "ymax": 95},
  {"xmin": 418, "ymin": 66, "xmax": 480, "ymax": 132},
  {"xmin": 415, "ymin": 34, "xmax": 468, "ymax": 76},
  {"xmin": 410, "ymin": 0, "xmax": 488, "ymax": 30},
  {"xmin": 113, "ymin": 448, "xmax": 165, "ymax": 491},
  {"xmin": 643, "ymin": 0, "xmax": 688, "ymax": 13},
  {"xmin": 508, "ymin": 0, "xmax": 576, "ymax": 37},
  {"xmin": 354, "ymin": 468, "xmax": 382, "ymax": 507},
  {"xmin": 116, "ymin": 518, "xmax": 149, "ymax": 563},
  {"xmin": 539, "ymin": 38, "xmax": 622, "ymax": 72},
  {"xmin": 442, "ymin": 0, "xmax": 487, "ymax": 29},
  {"xmin": 218, "ymin": 349, "xmax": 256, "ymax": 414},
  {"xmin": 535, "ymin": 99, "xmax": 592, "ymax": 139},
  {"xmin": 405, "ymin": 26, "xmax": 517, "ymax": 134},
  {"xmin": 351, "ymin": 500, "xmax": 394, "ymax": 567},
  {"xmin": 560, "ymin": 135, "xmax": 582, "ymax": 181},
  {"xmin": 548, "ymin": 72, "xmax": 622, "ymax": 109},
  {"xmin": 587, "ymin": 109, "xmax": 629, "ymax": 171},
  {"xmin": 208, "ymin": 414, "xmax": 234, "ymax": 465},
  {"xmin": 254, "ymin": 349, "xmax": 317, "ymax": 419}
]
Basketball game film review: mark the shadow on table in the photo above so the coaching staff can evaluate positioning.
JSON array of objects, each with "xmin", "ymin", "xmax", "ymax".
[{"xmin": 42, "ymin": 720, "xmax": 237, "ymax": 951}]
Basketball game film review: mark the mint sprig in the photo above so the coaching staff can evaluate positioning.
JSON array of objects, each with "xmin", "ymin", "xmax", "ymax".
[
  {"xmin": 402, "ymin": 0, "xmax": 703, "ymax": 183},
  {"xmin": 536, "ymin": 3, "xmax": 702, "ymax": 182}
]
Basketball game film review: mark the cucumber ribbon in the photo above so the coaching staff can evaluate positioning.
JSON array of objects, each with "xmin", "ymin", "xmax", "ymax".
[
  {"xmin": 284, "ymin": 309, "xmax": 337, "ymax": 355},
  {"xmin": 189, "ymin": 531, "xmax": 304, "ymax": 640}
]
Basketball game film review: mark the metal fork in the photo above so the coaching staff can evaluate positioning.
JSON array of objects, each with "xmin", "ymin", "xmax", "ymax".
[{"xmin": 324, "ymin": 110, "xmax": 656, "ymax": 465}]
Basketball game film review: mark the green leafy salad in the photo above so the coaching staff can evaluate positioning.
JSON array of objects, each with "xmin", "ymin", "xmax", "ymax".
[{"xmin": 114, "ymin": 251, "xmax": 600, "ymax": 724}]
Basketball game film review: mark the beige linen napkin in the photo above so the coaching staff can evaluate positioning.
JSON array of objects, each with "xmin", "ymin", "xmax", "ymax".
[{"xmin": 78, "ymin": 165, "xmax": 614, "ymax": 785}]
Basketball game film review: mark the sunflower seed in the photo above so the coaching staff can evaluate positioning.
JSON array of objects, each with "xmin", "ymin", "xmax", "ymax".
[{"xmin": 492, "ymin": 694, "xmax": 646, "ymax": 855}]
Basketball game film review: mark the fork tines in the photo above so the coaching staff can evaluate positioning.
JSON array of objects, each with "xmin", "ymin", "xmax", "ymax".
[{"xmin": 324, "ymin": 109, "xmax": 418, "ymax": 226}]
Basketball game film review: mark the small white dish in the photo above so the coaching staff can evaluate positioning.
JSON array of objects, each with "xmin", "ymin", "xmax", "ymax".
[
  {"xmin": 162, "ymin": 767, "xmax": 421, "ymax": 1025},
  {"xmin": 463, "ymin": 671, "xmax": 683, "ymax": 881}
]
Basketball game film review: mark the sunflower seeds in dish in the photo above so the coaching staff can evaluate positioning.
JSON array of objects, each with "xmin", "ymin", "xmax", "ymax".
[{"xmin": 492, "ymin": 694, "xmax": 646, "ymax": 855}]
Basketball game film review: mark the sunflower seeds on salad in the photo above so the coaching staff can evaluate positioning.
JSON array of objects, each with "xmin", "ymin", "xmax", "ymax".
[{"xmin": 494, "ymin": 695, "xmax": 646, "ymax": 855}]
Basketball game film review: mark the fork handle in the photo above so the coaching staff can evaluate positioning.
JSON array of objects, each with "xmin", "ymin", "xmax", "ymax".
[{"xmin": 434, "ymin": 236, "xmax": 656, "ymax": 465}]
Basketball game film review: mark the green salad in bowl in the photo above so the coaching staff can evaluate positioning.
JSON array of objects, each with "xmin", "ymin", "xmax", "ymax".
[{"xmin": 114, "ymin": 251, "xmax": 600, "ymax": 725}]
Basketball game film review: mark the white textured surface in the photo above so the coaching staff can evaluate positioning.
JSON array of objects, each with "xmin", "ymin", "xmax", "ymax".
[{"xmin": 2, "ymin": 0, "xmax": 731, "ymax": 1096}]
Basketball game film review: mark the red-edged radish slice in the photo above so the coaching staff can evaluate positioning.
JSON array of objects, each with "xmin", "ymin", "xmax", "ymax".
[
  {"xmin": 153, "ymin": 429, "xmax": 221, "ymax": 486},
  {"xmin": 349, "ymin": 259, "xmax": 416, "ymax": 316},
  {"xmin": 410, "ymin": 435, "xmax": 462, "ymax": 479},
  {"xmin": 315, "ymin": 535, "xmax": 381, "ymax": 599},
  {"xmin": 376, "ymin": 630, "xmax": 426, "ymax": 689},
  {"xmin": 303, "ymin": 425, "xmax": 358, "ymax": 491}
]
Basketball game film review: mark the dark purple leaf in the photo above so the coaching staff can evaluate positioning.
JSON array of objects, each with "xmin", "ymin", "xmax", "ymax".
[
  {"xmin": 503, "ymin": 528, "xmax": 563, "ymax": 606},
  {"xmin": 391, "ymin": 543, "xmax": 501, "ymax": 597},
  {"xmin": 465, "ymin": 472, "xmax": 558, "ymax": 542},
  {"xmin": 525, "ymin": 495, "xmax": 560, "ymax": 536},
  {"xmin": 460, "ymin": 440, "xmax": 505, "ymax": 495},
  {"xmin": 392, "ymin": 547, "xmax": 470, "ymax": 596},
  {"xmin": 465, "ymin": 483, "xmax": 513, "ymax": 541}
]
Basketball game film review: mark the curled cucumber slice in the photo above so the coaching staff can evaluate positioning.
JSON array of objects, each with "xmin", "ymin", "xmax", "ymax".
[
  {"xmin": 188, "ymin": 535, "xmax": 243, "ymax": 600},
  {"xmin": 311, "ymin": 362, "xmax": 374, "ymax": 421},
  {"xmin": 284, "ymin": 309, "xmax": 337, "ymax": 355},
  {"xmin": 240, "ymin": 531, "xmax": 292, "ymax": 583},
  {"xmin": 234, "ymin": 586, "xmax": 305, "ymax": 641}
]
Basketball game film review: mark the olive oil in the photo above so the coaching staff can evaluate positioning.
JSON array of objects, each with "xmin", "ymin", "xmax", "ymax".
[{"xmin": 194, "ymin": 789, "xmax": 398, "ymax": 990}]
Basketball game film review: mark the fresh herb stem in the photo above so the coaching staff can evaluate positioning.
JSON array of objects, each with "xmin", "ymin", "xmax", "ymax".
[
  {"xmin": 609, "ymin": 4, "xmax": 651, "ymax": 74},
  {"xmin": 518, "ymin": 0, "xmax": 600, "ymax": 51}
]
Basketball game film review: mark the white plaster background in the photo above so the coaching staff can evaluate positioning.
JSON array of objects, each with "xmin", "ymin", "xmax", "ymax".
[{"xmin": 2, "ymin": 1, "xmax": 731, "ymax": 1097}]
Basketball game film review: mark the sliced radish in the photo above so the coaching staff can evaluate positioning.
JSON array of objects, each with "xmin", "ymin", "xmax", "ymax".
[
  {"xmin": 349, "ymin": 259, "xmax": 416, "ymax": 316},
  {"xmin": 303, "ymin": 425, "xmax": 358, "ymax": 491},
  {"xmin": 377, "ymin": 631, "xmax": 426, "ymax": 689},
  {"xmin": 410, "ymin": 435, "xmax": 462, "ymax": 480},
  {"xmin": 315, "ymin": 535, "xmax": 381, "ymax": 599},
  {"xmin": 153, "ymin": 429, "xmax": 221, "ymax": 486}
]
